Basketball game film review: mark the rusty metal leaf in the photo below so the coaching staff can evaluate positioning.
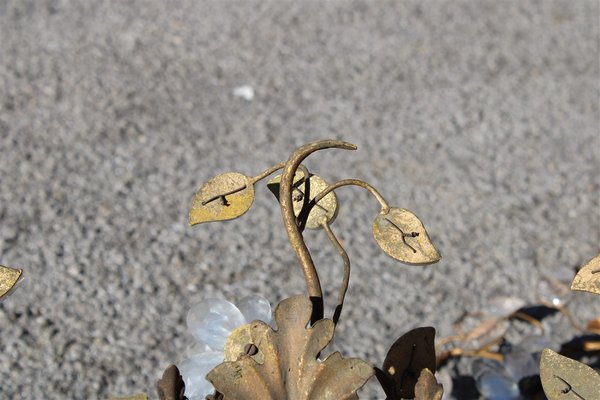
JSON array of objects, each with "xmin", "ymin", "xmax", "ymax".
[
  {"xmin": 267, "ymin": 171, "xmax": 338, "ymax": 230},
  {"xmin": 540, "ymin": 348, "xmax": 600, "ymax": 399},
  {"xmin": 0, "ymin": 265, "xmax": 22, "ymax": 300},
  {"xmin": 376, "ymin": 327, "xmax": 437, "ymax": 399},
  {"xmin": 571, "ymin": 253, "xmax": 600, "ymax": 295},
  {"xmin": 372, "ymin": 208, "xmax": 441, "ymax": 265},
  {"xmin": 207, "ymin": 295, "xmax": 373, "ymax": 400},
  {"xmin": 107, "ymin": 394, "xmax": 148, "ymax": 400},
  {"xmin": 156, "ymin": 365, "xmax": 185, "ymax": 400},
  {"xmin": 414, "ymin": 369, "xmax": 443, "ymax": 400},
  {"xmin": 189, "ymin": 172, "xmax": 254, "ymax": 225}
]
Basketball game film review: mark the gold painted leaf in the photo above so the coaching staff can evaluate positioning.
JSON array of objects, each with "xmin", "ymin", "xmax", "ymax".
[
  {"xmin": 571, "ymin": 253, "xmax": 600, "ymax": 295},
  {"xmin": 0, "ymin": 265, "xmax": 22, "ymax": 300},
  {"xmin": 189, "ymin": 172, "xmax": 254, "ymax": 225},
  {"xmin": 540, "ymin": 348, "xmax": 600, "ymax": 399},
  {"xmin": 207, "ymin": 296, "xmax": 373, "ymax": 400},
  {"xmin": 107, "ymin": 394, "xmax": 148, "ymax": 400},
  {"xmin": 375, "ymin": 327, "xmax": 437, "ymax": 399},
  {"xmin": 414, "ymin": 369, "xmax": 443, "ymax": 400},
  {"xmin": 372, "ymin": 208, "xmax": 441, "ymax": 265},
  {"xmin": 267, "ymin": 171, "xmax": 338, "ymax": 230}
]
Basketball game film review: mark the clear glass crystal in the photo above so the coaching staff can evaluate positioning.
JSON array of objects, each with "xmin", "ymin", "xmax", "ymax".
[
  {"xmin": 476, "ymin": 371, "xmax": 520, "ymax": 400},
  {"xmin": 237, "ymin": 294, "xmax": 272, "ymax": 324},
  {"xmin": 186, "ymin": 298, "xmax": 246, "ymax": 350},
  {"xmin": 178, "ymin": 351, "xmax": 223, "ymax": 400}
]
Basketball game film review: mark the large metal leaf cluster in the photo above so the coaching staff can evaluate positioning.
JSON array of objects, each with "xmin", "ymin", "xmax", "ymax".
[{"xmin": 207, "ymin": 295, "xmax": 374, "ymax": 400}]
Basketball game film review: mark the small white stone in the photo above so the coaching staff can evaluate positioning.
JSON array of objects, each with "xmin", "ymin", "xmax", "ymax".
[
  {"xmin": 435, "ymin": 369, "xmax": 453, "ymax": 399},
  {"xmin": 186, "ymin": 298, "xmax": 246, "ymax": 350},
  {"xmin": 232, "ymin": 85, "xmax": 254, "ymax": 101},
  {"xmin": 237, "ymin": 294, "xmax": 272, "ymax": 324},
  {"xmin": 178, "ymin": 351, "xmax": 223, "ymax": 399}
]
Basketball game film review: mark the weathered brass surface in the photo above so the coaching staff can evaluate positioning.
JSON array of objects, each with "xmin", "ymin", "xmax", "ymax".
[
  {"xmin": 571, "ymin": 253, "xmax": 600, "ymax": 295},
  {"xmin": 207, "ymin": 295, "xmax": 374, "ymax": 400},
  {"xmin": 189, "ymin": 172, "xmax": 254, "ymax": 225},
  {"xmin": 373, "ymin": 208, "xmax": 441, "ymax": 265},
  {"xmin": 414, "ymin": 369, "xmax": 443, "ymax": 400},
  {"xmin": 156, "ymin": 364, "xmax": 185, "ymax": 400},
  {"xmin": 223, "ymin": 323, "xmax": 265, "ymax": 364},
  {"xmin": 375, "ymin": 327, "xmax": 437, "ymax": 399},
  {"xmin": 540, "ymin": 348, "xmax": 600, "ymax": 399},
  {"xmin": 267, "ymin": 171, "xmax": 338, "ymax": 230},
  {"xmin": 0, "ymin": 265, "xmax": 22, "ymax": 300}
]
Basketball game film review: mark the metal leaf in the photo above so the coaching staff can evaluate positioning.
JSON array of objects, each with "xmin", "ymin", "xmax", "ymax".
[
  {"xmin": 0, "ymin": 265, "xmax": 22, "ymax": 300},
  {"xmin": 372, "ymin": 208, "xmax": 441, "ymax": 265},
  {"xmin": 207, "ymin": 295, "xmax": 373, "ymax": 400},
  {"xmin": 267, "ymin": 171, "xmax": 338, "ymax": 230},
  {"xmin": 189, "ymin": 172, "xmax": 254, "ymax": 225},
  {"xmin": 571, "ymin": 253, "xmax": 600, "ymax": 295},
  {"xmin": 540, "ymin": 349, "xmax": 600, "ymax": 399},
  {"xmin": 414, "ymin": 369, "xmax": 443, "ymax": 400},
  {"xmin": 376, "ymin": 327, "xmax": 437, "ymax": 399},
  {"xmin": 156, "ymin": 364, "xmax": 186, "ymax": 400}
]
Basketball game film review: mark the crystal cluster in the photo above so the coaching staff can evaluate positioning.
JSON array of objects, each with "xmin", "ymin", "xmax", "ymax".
[
  {"xmin": 178, "ymin": 295, "xmax": 272, "ymax": 400},
  {"xmin": 472, "ymin": 335, "xmax": 554, "ymax": 399}
]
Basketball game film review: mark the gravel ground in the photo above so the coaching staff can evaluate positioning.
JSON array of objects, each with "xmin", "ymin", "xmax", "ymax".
[{"xmin": 0, "ymin": 1, "xmax": 598, "ymax": 399}]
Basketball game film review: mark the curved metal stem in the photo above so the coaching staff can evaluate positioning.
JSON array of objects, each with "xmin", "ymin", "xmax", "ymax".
[
  {"xmin": 279, "ymin": 140, "xmax": 357, "ymax": 324},
  {"xmin": 250, "ymin": 162, "xmax": 286, "ymax": 184},
  {"xmin": 298, "ymin": 178, "xmax": 389, "ymax": 228},
  {"xmin": 321, "ymin": 221, "xmax": 350, "ymax": 326},
  {"xmin": 310, "ymin": 179, "xmax": 390, "ymax": 214}
]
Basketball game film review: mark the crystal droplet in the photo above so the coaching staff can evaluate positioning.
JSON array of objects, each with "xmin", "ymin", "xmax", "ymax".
[{"xmin": 237, "ymin": 294, "xmax": 272, "ymax": 324}]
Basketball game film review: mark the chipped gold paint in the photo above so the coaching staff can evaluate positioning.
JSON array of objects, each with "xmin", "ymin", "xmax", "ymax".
[
  {"xmin": 571, "ymin": 253, "xmax": 600, "ymax": 295},
  {"xmin": 0, "ymin": 265, "xmax": 22, "ymax": 299},
  {"xmin": 540, "ymin": 349, "xmax": 600, "ymax": 399},
  {"xmin": 224, "ymin": 324, "xmax": 266, "ymax": 364},
  {"xmin": 373, "ymin": 208, "xmax": 441, "ymax": 265},
  {"xmin": 189, "ymin": 172, "xmax": 254, "ymax": 225}
]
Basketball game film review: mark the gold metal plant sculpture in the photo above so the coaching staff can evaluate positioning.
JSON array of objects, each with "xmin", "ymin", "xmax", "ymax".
[{"xmin": 116, "ymin": 140, "xmax": 444, "ymax": 399}]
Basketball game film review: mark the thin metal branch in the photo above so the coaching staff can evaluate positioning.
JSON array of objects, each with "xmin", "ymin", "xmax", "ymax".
[
  {"xmin": 279, "ymin": 140, "xmax": 357, "ymax": 324},
  {"xmin": 309, "ymin": 179, "xmax": 390, "ymax": 215},
  {"xmin": 250, "ymin": 162, "xmax": 286, "ymax": 184},
  {"xmin": 320, "ymin": 220, "xmax": 350, "ymax": 326}
]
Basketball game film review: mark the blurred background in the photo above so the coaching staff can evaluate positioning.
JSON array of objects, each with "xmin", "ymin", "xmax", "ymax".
[{"xmin": 0, "ymin": 1, "xmax": 598, "ymax": 398}]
